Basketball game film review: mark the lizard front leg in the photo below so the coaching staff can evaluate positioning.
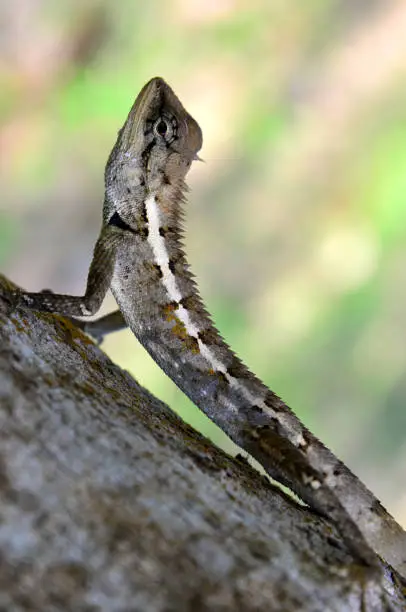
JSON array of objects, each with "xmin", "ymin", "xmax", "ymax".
[
  {"xmin": 71, "ymin": 310, "xmax": 127, "ymax": 344},
  {"xmin": 11, "ymin": 231, "xmax": 117, "ymax": 319}
]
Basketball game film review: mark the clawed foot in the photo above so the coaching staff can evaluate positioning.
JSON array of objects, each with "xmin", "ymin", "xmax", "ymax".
[
  {"xmin": 1, "ymin": 283, "xmax": 113, "ymax": 346},
  {"xmin": 0, "ymin": 288, "xmax": 21, "ymax": 315},
  {"xmin": 1, "ymin": 287, "xmax": 64, "ymax": 317}
]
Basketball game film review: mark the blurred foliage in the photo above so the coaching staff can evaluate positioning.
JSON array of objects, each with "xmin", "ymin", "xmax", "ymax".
[{"xmin": 1, "ymin": 0, "xmax": 406, "ymax": 524}]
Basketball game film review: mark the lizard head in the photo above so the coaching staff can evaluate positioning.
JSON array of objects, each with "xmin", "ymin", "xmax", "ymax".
[{"xmin": 108, "ymin": 77, "xmax": 203, "ymax": 193}]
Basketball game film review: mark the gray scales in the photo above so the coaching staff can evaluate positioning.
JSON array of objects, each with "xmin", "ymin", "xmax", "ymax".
[{"xmin": 5, "ymin": 77, "xmax": 406, "ymax": 583}]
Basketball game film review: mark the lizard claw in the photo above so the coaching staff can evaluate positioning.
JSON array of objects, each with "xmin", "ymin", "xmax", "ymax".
[
  {"xmin": 0, "ymin": 285, "xmax": 54, "ymax": 315},
  {"xmin": 1, "ymin": 289, "xmax": 24, "ymax": 314},
  {"xmin": 0, "ymin": 289, "xmax": 17, "ymax": 315}
]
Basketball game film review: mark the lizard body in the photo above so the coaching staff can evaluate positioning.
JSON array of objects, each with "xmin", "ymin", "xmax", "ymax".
[{"xmin": 8, "ymin": 77, "xmax": 406, "ymax": 580}]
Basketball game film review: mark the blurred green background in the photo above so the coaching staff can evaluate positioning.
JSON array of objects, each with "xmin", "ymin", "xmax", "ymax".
[{"xmin": 1, "ymin": 1, "xmax": 405, "ymax": 527}]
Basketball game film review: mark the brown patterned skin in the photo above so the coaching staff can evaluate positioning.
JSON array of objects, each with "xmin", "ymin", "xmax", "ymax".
[{"xmin": 8, "ymin": 77, "xmax": 406, "ymax": 582}]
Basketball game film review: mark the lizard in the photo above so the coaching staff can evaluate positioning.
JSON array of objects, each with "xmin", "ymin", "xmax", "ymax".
[{"xmin": 4, "ymin": 76, "xmax": 406, "ymax": 584}]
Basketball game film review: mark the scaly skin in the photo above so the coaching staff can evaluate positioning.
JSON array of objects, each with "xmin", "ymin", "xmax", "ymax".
[{"xmin": 8, "ymin": 77, "xmax": 406, "ymax": 585}]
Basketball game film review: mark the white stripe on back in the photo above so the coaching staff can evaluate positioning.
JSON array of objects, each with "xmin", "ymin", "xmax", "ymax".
[{"xmin": 144, "ymin": 193, "xmax": 307, "ymax": 445}]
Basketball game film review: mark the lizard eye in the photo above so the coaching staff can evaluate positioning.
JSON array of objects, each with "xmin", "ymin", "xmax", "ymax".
[
  {"xmin": 155, "ymin": 120, "xmax": 168, "ymax": 135},
  {"xmin": 153, "ymin": 116, "xmax": 177, "ymax": 144}
]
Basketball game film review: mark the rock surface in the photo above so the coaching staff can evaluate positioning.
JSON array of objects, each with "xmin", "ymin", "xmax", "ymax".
[{"xmin": 0, "ymin": 276, "xmax": 404, "ymax": 611}]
